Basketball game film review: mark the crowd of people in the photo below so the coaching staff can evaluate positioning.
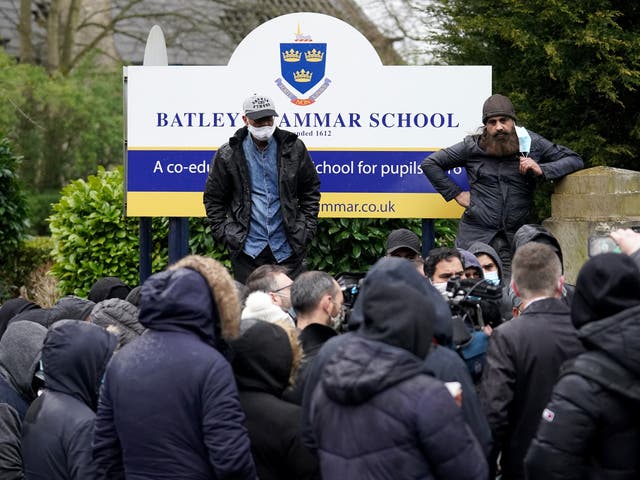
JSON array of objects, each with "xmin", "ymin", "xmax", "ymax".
[
  {"xmin": 1, "ymin": 92, "xmax": 637, "ymax": 479},
  {"xmin": 0, "ymin": 227, "xmax": 638, "ymax": 479}
]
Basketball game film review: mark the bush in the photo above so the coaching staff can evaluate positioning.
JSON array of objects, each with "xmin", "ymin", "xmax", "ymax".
[
  {"xmin": 49, "ymin": 167, "xmax": 159, "ymax": 296},
  {"xmin": 49, "ymin": 166, "xmax": 459, "ymax": 294},
  {"xmin": 0, "ymin": 138, "xmax": 30, "ymax": 299},
  {"xmin": 307, "ymin": 218, "xmax": 457, "ymax": 275}
]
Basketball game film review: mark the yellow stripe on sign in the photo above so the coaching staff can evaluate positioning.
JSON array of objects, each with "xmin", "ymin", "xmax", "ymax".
[
  {"xmin": 318, "ymin": 193, "xmax": 464, "ymax": 218},
  {"xmin": 126, "ymin": 192, "xmax": 206, "ymax": 217},
  {"xmin": 126, "ymin": 192, "xmax": 465, "ymax": 219}
]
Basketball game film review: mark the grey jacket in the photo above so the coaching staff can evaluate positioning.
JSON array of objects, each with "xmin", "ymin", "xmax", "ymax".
[
  {"xmin": 0, "ymin": 321, "xmax": 48, "ymax": 480},
  {"xmin": 422, "ymin": 130, "xmax": 583, "ymax": 249}
]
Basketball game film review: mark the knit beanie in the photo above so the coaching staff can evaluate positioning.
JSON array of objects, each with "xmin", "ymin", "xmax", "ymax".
[
  {"xmin": 571, "ymin": 253, "xmax": 640, "ymax": 328},
  {"xmin": 482, "ymin": 94, "xmax": 517, "ymax": 124},
  {"xmin": 241, "ymin": 291, "xmax": 293, "ymax": 325},
  {"xmin": 90, "ymin": 298, "xmax": 145, "ymax": 349}
]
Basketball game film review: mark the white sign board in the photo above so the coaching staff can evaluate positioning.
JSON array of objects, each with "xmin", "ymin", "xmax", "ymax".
[{"xmin": 125, "ymin": 12, "xmax": 491, "ymax": 217}]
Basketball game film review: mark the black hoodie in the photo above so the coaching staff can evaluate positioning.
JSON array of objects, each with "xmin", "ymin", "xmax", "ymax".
[
  {"xmin": 231, "ymin": 319, "xmax": 320, "ymax": 480},
  {"xmin": 21, "ymin": 320, "xmax": 117, "ymax": 480}
]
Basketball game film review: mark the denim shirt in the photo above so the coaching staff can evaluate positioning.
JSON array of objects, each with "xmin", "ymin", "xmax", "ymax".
[{"xmin": 242, "ymin": 134, "xmax": 292, "ymax": 261}]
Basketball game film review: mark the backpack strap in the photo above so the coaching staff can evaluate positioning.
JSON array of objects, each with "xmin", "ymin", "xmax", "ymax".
[{"xmin": 560, "ymin": 351, "xmax": 640, "ymax": 402}]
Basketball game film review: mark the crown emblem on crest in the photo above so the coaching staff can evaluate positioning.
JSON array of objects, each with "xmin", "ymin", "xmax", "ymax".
[
  {"xmin": 276, "ymin": 22, "xmax": 331, "ymax": 106},
  {"xmin": 282, "ymin": 48, "xmax": 301, "ymax": 62},
  {"xmin": 304, "ymin": 49, "xmax": 323, "ymax": 62},
  {"xmin": 293, "ymin": 69, "xmax": 312, "ymax": 82}
]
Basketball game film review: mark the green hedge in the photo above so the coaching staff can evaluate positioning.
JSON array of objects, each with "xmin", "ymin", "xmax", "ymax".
[
  {"xmin": 49, "ymin": 166, "xmax": 457, "ymax": 294},
  {"xmin": 0, "ymin": 138, "xmax": 30, "ymax": 299}
]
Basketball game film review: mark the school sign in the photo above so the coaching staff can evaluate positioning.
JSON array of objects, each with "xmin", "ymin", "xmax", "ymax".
[{"xmin": 125, "ymin": 12, "xmax": 491, "ymax": 218}]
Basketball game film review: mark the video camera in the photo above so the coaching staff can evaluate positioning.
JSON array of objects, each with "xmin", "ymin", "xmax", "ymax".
[
  {"xmin": 445, "ymin": 276, "xmax": 502, "ymax": 383},
  {"xmin": 334, "ymin": 272, "xmax": 366, "ymax": 333},
  {"xmin": 445, "ymin": 276, "xmax": 502, "ymax": 335}
]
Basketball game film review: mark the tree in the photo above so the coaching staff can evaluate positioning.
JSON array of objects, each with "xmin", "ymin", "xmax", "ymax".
[
  {"xmin": 10, "ymin": 0, "xmax": 402, "ymax": 75},
  {"xmin": 417, "ymin": 0, "xmax": 640, "ymax": 170},
  {"xmin": 0, "ymin": 50, "xmax": 122, "ymax": 191}
]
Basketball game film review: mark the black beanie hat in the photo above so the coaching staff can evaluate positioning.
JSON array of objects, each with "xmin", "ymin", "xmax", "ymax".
[
  {"xmin": 482, "ymin": 94, "xmax": 517, "ymax": 124},
  {"xmin": 571, "ymin": 253, "xmax": 640, "ymax": 329}
]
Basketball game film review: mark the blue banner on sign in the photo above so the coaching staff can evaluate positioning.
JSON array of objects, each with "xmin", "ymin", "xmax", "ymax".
[{"xmin": 126, "ymin": 150, "xmax": 469, "ymax": 193}]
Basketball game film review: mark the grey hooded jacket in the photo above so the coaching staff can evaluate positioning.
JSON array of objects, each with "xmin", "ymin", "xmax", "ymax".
[{"xmin": 0, "ymin": 321, "xmax": 48, "ymax": 480}]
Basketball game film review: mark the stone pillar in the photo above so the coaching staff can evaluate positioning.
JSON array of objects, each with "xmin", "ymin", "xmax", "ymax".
[{"xmin": 543, "ymin": 166, "xmax": 640, "ymax": 284}]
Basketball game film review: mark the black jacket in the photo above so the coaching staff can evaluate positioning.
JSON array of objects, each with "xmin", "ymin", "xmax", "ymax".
[
  {"xmin": 203, "ymin": 127, "xmax": 321, "ymax": 257},
  {"xmin": 21, "ymin": 320, "xmax": 117, "ymax": 480},
  {"xmin": 283, "ymin": 323, "xmax": 337, "ymax": 405},
  {"xmin": 525, "ymin": 255, "xmax": 640, "ymax": 480},
  {"xmin": 231, "ymin": 319, "xmax": 320, "ymax": 480},
  {"xmin": 479, "ymin": 297, "xmax": 584, "ymax": 479},
  {"xmin": 422, "ymin": 131, "xmax": 583, "ymax": 249}
]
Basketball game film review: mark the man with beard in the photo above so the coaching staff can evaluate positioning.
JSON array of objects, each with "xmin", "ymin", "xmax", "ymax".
[{"xmin": 421, "ymin": 94, "xmax": 583, "ymax": 281}]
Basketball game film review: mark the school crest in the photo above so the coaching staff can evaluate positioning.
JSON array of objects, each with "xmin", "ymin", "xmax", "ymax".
[{"xmin": 275, "ymin": 24, "xmax": 331, "ymax": 106}]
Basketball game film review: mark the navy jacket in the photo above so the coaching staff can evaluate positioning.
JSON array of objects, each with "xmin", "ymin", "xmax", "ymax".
[
  {"xmin": 309, "ymin": 257, "xmax": 487, "ymax": 480},
  {"xmin": 93, "ymin": 263, "xmax": 256, "ymax": 480}
]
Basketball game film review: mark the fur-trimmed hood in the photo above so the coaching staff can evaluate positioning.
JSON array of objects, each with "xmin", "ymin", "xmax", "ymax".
[{"xmin": 139, "ymin": 255, "xmax": 240, "ymax": 347}]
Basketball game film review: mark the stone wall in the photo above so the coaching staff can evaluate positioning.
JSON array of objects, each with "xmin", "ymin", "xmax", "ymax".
[{"xmin": 543, "ymin": 166, "xmax": 640, "ymax": 284}]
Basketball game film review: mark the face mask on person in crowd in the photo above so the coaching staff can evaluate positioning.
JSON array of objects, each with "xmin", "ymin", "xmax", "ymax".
[
  {"xmin": 432, "ymin": 281, "xmax": 449, "ymax": 297},
  {"xmin": 248, "ymin": 124, "xmax": 276, "ymax": 142},
  {"xmin": 484, "ymin": 270, "xmax": 500, "ymax": 285}
]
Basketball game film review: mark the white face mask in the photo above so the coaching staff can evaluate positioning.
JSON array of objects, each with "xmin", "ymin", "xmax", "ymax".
[
  {"xmin": 432, "ymin": 281, "xmax": 449, "ymax": 297},
  {"xmin": 248, "ymin": 124, "xmax": 276, "ymax": 142},
  {"xmin": 484, "ymin": 270, "xmax": 500, "ymax": 285}
]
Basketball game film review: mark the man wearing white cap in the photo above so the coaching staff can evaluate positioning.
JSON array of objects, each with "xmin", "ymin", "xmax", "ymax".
[{"xmin": 204, "ymin": 94, "xmax": 321, "ymax": 283}]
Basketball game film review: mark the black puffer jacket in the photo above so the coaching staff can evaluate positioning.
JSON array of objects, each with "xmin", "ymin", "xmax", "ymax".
[
  {"xmin": 422, "ymin": 131, "xmax": 583, "ymax": 249},
  {"xmin": 203, "ymin": 127, "xmax": 321, "ymax": 257},
  {"xmin": 525, "ymin": 254, "xmax": 640, "ymax": 480}
]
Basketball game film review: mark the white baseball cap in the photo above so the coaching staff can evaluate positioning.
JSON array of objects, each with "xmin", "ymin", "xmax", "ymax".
[{"xmin": 242, "ymin": 93, "xmax": 278, "ymax": 120}]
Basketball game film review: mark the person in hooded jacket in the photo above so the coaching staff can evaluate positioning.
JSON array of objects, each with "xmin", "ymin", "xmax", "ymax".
[
  {"xmin": 231, "ymin": 318, "xmax": 320, "ymax": 480},
  {"xmin": 89, "ymin": 297, "xmax": 145, "ymax": 350},
  {"xmin": 93, "ymin": 255, "xmax": 256, "ymax": 480},
  {"xmin": 21, "ymin": 320, "xmax": 117, "ymax": 480},
  {"xmin": 0, "ymin": 321, "xmax": 47, "ymax": 480},
  {"xmin": 524, "ymin": 253, "xmax": 640, "ymax": 480},
  {"xmin": 425, "ymin": 297, "xmax": 493, "ymax": 459},
  {"xmin": 9, "ymin": 296, "xmax": 95, "ymax": 330},
  {"xmin": 0, "ymin": 299, "xmax": 41, "ymax": 340},
  {"xmin": 468, "ymin": 241, "xmax": 513, "ymax": 321},
  {"xmin": 511, "ymin": 224, "xmax": 575, "ymax": 306},
  {"xmin": 309, "ymin": 257, "xmax": 487, "ymax": 480}
]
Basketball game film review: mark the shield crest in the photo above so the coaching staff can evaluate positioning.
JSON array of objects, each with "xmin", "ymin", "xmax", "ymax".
[{"xmin": 280, "ymin": 42, "xmax": 327, "ymax": 95}]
